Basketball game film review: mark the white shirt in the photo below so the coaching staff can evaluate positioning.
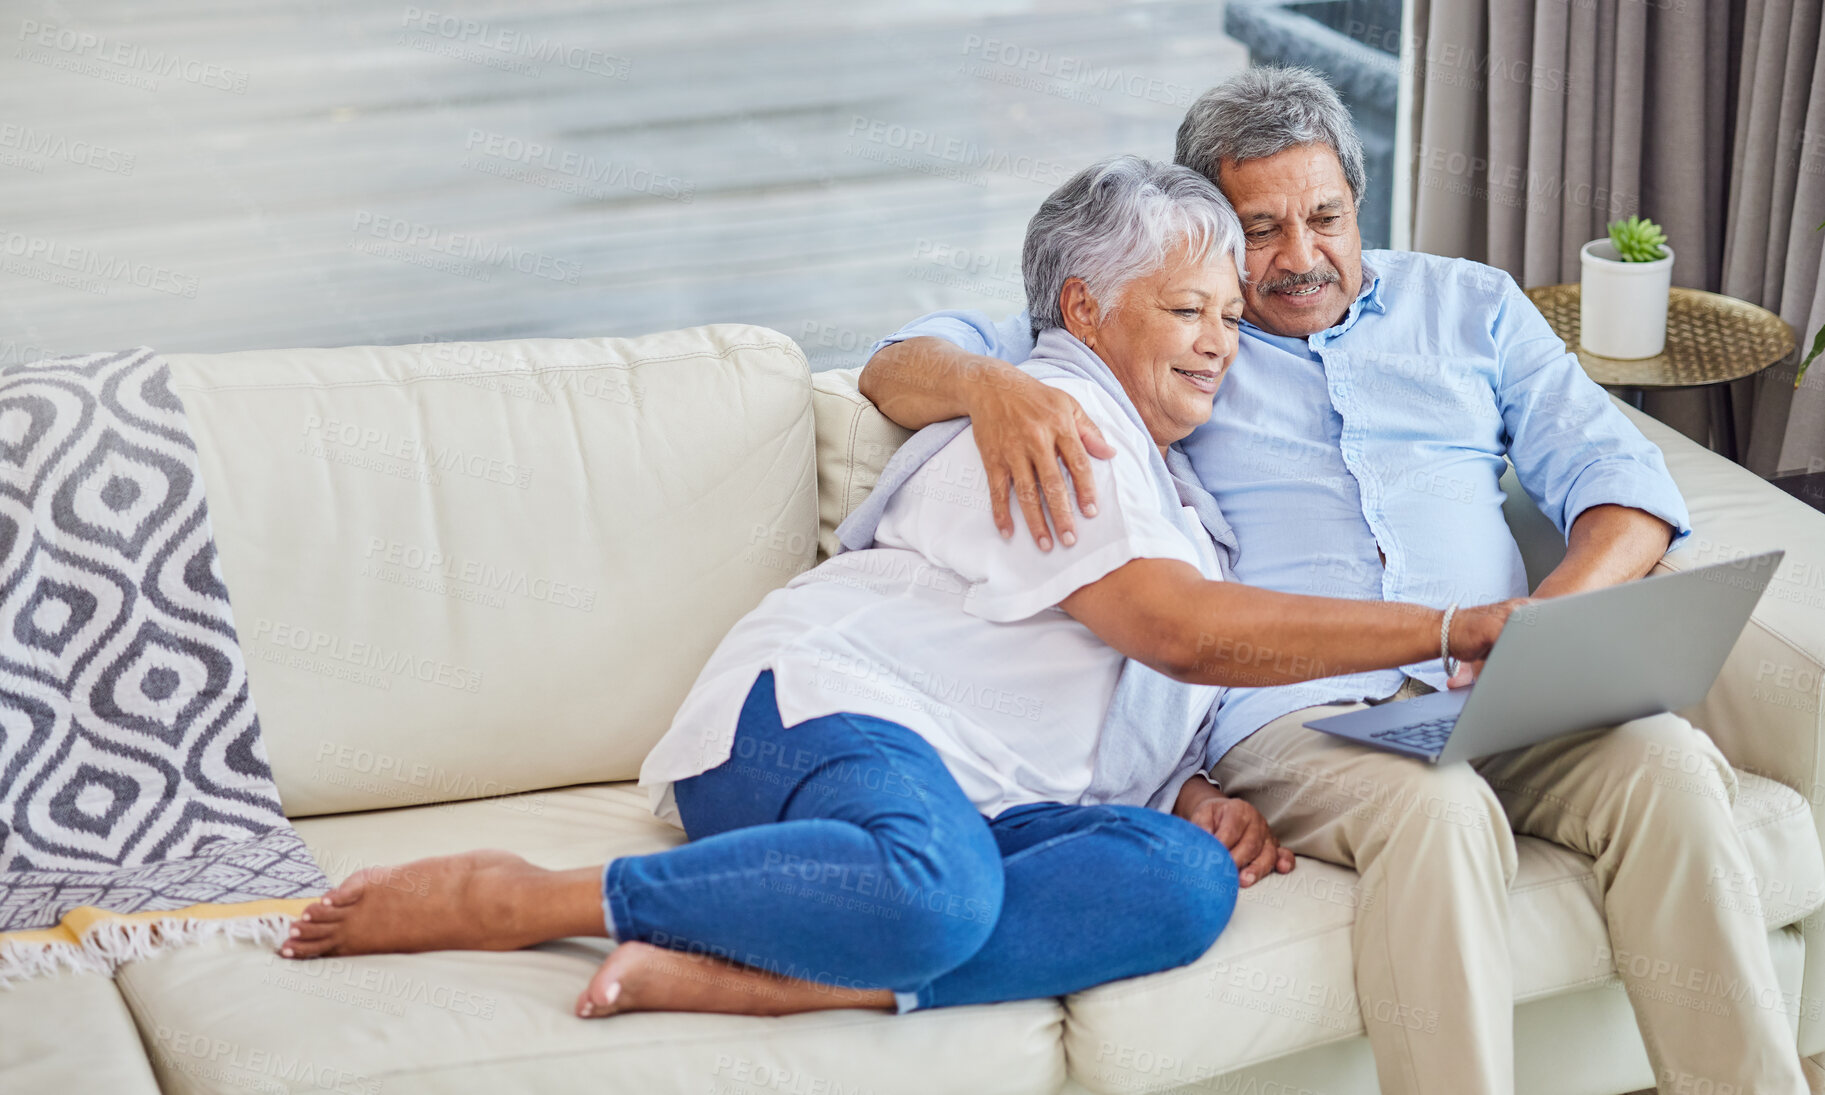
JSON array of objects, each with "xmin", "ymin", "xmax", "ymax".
[{"xmin": 641, "ymin": 377, "xmax": 1223, "ymax": 823}]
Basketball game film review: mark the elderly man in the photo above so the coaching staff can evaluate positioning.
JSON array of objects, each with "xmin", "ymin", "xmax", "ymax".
[{"xmin": 858, "ymin": 67, "xmax": 1805, "ymax": 1095}]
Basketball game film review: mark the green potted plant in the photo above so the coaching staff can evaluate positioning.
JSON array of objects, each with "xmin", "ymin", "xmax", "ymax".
[{"xmin": 1580, "ymin": 215, "xmax": 1673, "ymax": 359}]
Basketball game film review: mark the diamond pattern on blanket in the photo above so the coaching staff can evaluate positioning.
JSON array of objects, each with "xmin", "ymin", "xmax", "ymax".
[{"xmin": 0, "ymin": 348, "xmax": 327, "ymax": 935}]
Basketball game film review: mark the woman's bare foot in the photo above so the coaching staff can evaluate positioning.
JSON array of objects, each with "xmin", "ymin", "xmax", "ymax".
[
  {"xmin": 281, "ymin": 850, "xmax": 606, "ymax": 960},
  {"xmin": 574, "ymin": 941, "xmax": 896, "ymax": 1019}
]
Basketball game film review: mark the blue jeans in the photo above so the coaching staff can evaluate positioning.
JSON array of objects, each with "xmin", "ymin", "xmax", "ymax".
[{"xmin": 604, "ymin": 671, "xmax": 1238, "ymax": 1010}]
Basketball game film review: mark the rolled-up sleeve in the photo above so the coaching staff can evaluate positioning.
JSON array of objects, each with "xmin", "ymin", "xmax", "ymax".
[
  {"xmin": 869, "ymin": 309, "xmax": 1036, "ymax": 364},
  {"xmin": 1492, "ymin": 276, "xmax": 1692, "ymax": 542}
]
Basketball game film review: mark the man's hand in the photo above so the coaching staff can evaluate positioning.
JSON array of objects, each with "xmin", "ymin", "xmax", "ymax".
[
  {"xmin": 1444, "ymin": 597, "xmax": 1531, "ymax": 687},
  {"xmin": 1448, "ymin": 661, "xmax": 1485, "ymax": 689},
  {"xmin": 965, "ymin": 362, "xmax": 1115, "ymax": 551},
  {"xmin": 859, "ymin": 336, "xmax": 1116, "ymax": 549},
  {"xmin": 1173, "ymin": 775, "xmax": 1295, "ymax": 887}
]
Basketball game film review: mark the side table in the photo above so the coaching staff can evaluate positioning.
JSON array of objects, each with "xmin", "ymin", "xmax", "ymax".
[{"xmin": 1522, "ymin": 285, "xmax": 1794, "ymax": 463}]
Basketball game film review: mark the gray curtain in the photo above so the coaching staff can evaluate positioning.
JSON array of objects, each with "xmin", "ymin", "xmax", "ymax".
[
  {"xmin": 1409, "ymin": 0, "xmax": 1825, "ymax": 478},
  {"xmin": 1728, "ymin": 0, "xmax": 1825, "ymax": 476}
]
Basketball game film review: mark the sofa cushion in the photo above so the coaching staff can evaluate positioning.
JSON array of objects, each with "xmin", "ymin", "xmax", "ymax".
[
  {"xmin": 810, "ymin": 365, "xmax": 911, "ymax": 561},
  {"xmin": 1063, "ymin": 770, "xmax": 1822, "ymax": 1094},
  {"xmin": 1616, "ymin": 401, "xmax": 1825, "ymax": 835},
  {"xmin": 0, "ymin": 970, "xmax": 162, "ymax": 1095},
  {"xmin": 810, "ymin": 365, "xmax": 1578, "ymax": 579},
  {"xmin": 165, "ymin": 326, "xmax": 818, "ymax": 817},
  {"xmin": 113, "ymin": 783, "xmax": 1066, "ymax": 1095},
  {"xmin": 1068, "ymin": 926, "xmax": 1803, "ymax": 1095}
]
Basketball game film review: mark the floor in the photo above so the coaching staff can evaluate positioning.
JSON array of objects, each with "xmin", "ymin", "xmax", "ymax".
[
  {"xmin": 1, "ymin": 0, "xmax": 1247, "ymax": 372},
  {"xmin": 1772, "ymin": 470, "xmax": 1825, "ymax": 513}
]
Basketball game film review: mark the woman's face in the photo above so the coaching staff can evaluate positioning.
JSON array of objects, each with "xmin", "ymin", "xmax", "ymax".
[{"xmin": 1062, "ymin": 248, "xmax": 1245, "ymax": 448}]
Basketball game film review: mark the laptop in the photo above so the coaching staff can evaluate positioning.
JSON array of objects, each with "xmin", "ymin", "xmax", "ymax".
[{"xmin": 1304, "ymin": 551, "xmax": 1784, "ymax": 764}]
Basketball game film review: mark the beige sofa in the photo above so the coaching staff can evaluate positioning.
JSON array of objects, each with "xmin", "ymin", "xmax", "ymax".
[{"xmin": 5, "ymin": 323, "xmax": 1825, "ymax": 1095}]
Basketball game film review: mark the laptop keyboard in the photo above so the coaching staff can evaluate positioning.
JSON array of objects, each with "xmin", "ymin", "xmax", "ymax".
[{"xmin": 1369, "ymin": 717, "xmax": 1457, "ymax": 754}]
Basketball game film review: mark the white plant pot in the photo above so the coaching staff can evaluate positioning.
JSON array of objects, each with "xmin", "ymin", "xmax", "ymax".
[{"xmin": 1579, "ymin": 238, "xmax": 1674, "ymax": 359}]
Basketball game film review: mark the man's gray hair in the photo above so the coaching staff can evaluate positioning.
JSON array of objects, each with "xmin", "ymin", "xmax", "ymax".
[
  {"xmin": 1024, "ymin": 155, "xmax": 1246, "ymax": 334},
  {"xmin": 1175, "ymin": 66, "xmax": 1366, "ymax": 206}
]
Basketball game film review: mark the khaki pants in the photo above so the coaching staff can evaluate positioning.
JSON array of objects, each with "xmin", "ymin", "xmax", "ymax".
[{"xmin": 1211, "ymin": 694, "xmax": 1805, "ymax": 1095}]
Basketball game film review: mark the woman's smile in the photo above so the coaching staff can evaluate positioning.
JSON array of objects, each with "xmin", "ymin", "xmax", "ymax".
[
  {"xmin": 1062, "ymin": 243, "xmax": 1245, "ymax": 447},
  {"xmin": 1171, "ymin": 364, "xmax": 1224, "ymax": 394}
]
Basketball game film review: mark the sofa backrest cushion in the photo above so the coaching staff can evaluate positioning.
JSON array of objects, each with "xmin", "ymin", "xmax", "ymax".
[
  {"xmin": 810, "ymin": 367, "xmax": 913, "ymax": 560},
  {"xmin": 166, "ymin": 325, "xmax": 816, "ymax": 817},
  {"xmin": 810, "ymin": 365, "xmax": 1576, "ymax": 586}
]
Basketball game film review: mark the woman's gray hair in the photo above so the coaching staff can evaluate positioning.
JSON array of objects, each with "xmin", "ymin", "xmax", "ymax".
[
  {"xmin": 1023, "ymin": 155, "xmax": 1246, "ymax": 334},
  {"xmin": 1174, "ymin": 66, "xmax": 1366, "ymax": 206}
]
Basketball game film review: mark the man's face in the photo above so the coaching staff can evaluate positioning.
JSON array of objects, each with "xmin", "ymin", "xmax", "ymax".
[{"xmin": 1217, "ymin": 144, "xmax": 1363, "ymax": 338}]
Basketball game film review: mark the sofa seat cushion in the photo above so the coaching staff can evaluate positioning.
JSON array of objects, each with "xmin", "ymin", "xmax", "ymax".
[
  {"xmin": 1734, "ymin": 766, "xmax": 1825, "ymax": 928},
  {"xmin": 0, "ymin": 970, "xmax": 161, "ymax": 1095},
  {"xmin": 113, "ymin": 783, "xmax": 1066, "ymax": 1095},
  {"xmin": 291, "ymin": 781, "xmax": 687, "ymax": 880},
  {"xmin": 1063, "ymin": 770, "xmax": 1823, "ymax": 1095}
]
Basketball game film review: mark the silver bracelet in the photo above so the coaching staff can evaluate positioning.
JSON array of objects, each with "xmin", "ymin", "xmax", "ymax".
[{"xmin": 1440, "ymin": 602, "xmax": 1460, "ymax": 678}]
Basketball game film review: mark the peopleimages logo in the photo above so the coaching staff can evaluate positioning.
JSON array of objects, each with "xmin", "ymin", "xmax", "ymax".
[
  {"xmin": 0, "ymin": 123, "xmax": 135, "ymax": 175},
  {"xmin": 251, "ymin": 617, "xmax": 485, "ymax": 694},
  {"xmin": 0, "ymin": 228, "xmax": 198, "ymax": 297},
  {"xmin": 362, "ymin": 536, "xmax": 598, "ymax": 612},
  {"xmin": 462, "ymin": 129, "xmax": 694, "ymax": 202},
  {"xmin": 957, "ymin": 34, "xmax": 1194, "ymax": 107},
  {"xmin": 398, "ymin": 7, "xmax": 632, "ymax": 79},
  {"xmin": 350, "ymin": 210, "xmax": 582, "ymax": 285},
  {"xmin": 150, "ymin": 1026, "xmax": 378, "ymax": 1095},
  {"xmin": 301, "ymin": 410, "xmax": 536, "ymax": 489},
  {"xmin": 16, "ymin": 20, "xmax": 250, "ymax": 92},
  {"xmin": 845, "ymin": 116, "xmax": 1071, "ymax": 187}
]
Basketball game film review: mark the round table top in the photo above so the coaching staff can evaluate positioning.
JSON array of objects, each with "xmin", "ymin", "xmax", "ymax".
[{"xmin": 1522, "ymin": 284, "xmax": 1794, "ymax": 388}]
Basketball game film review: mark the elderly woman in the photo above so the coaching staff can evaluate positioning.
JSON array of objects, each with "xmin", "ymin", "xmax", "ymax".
[{"xmin": 279, "ymin": 156, "xmax": 1517, "ymax": 1018}]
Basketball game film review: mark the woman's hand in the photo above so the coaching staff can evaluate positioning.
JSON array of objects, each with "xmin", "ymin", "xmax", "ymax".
[
  {"xmin": 965, "ymin": 363, "xmax": 1116, "ymax": 551},
  {"xmin": 1445, "ymin": 597, "xmax": 1532, "ymax": 687},
  {"xmin": 1173, "ymin": 775, "xmax": 1295, "ymax": 887}
]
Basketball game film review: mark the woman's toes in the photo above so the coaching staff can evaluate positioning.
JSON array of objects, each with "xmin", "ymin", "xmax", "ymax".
[
  {"xmin": 577, "ymin": 947, "xmax": 642, "ymax": 1019},
  {"xmin": 575, "ymin": 978, "xmax": 623, "ymax": 1019},
  {"xmin": 297, "ymin": 897, "xmax": 346, "ymax": 924},
  {"xmin": 279, "ymin": 915, "xmax": 344, "ymax": 958},
  {"xmin": 280, "ymin": 934, "xmax": 338, "ymax": 960},
  {"xmin": 324, "ymin": 869, "xmax": 378, "ymax": 906},
  {"xmin": 289, "ymin": 920, "xmax": 338, "ymax": 943}
]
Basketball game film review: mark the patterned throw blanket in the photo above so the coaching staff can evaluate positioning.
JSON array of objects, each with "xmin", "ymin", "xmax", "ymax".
[{"xmin": 0, "ymin": 348, "xmax": 326, "ymax": 985}]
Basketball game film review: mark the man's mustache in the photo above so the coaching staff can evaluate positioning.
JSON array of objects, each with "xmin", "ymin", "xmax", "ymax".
[{"xmin": 1258, "ymin": 267, "xmax": 1340, "ymax": 294}]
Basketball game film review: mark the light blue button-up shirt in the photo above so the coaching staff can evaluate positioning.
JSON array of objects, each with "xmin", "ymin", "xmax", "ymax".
[{"xmin": 872, "ymin": 249, "xmax": 1692, "ymax": 766}]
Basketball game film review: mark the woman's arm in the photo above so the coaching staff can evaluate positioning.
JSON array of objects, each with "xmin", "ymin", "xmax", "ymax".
[{"xmin": 1060, "ymin": 557, "xmax": 1521, "ymax": 688}]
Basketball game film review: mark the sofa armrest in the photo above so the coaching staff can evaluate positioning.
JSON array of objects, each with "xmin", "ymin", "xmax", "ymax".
[
  {"xmin": 1503, "ymin": 400, "xmax": 1825, "ymax": 1048},
  {"xmin": 1606, "ymin": 403, "xmax": 1825, "ymax": 804},
  {"xmin": 1612, "ymin": 403, "xmax": 1825, "ymax": 1051},
  {"xmin": 1503, "ymin": 400, "xmax": 1825, "ymax": 792}
]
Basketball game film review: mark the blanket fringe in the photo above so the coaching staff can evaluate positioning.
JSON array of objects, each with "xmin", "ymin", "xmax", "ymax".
[{"xmin": 0, "ymin": 912, "xmax": 295, "ymax": 989}]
